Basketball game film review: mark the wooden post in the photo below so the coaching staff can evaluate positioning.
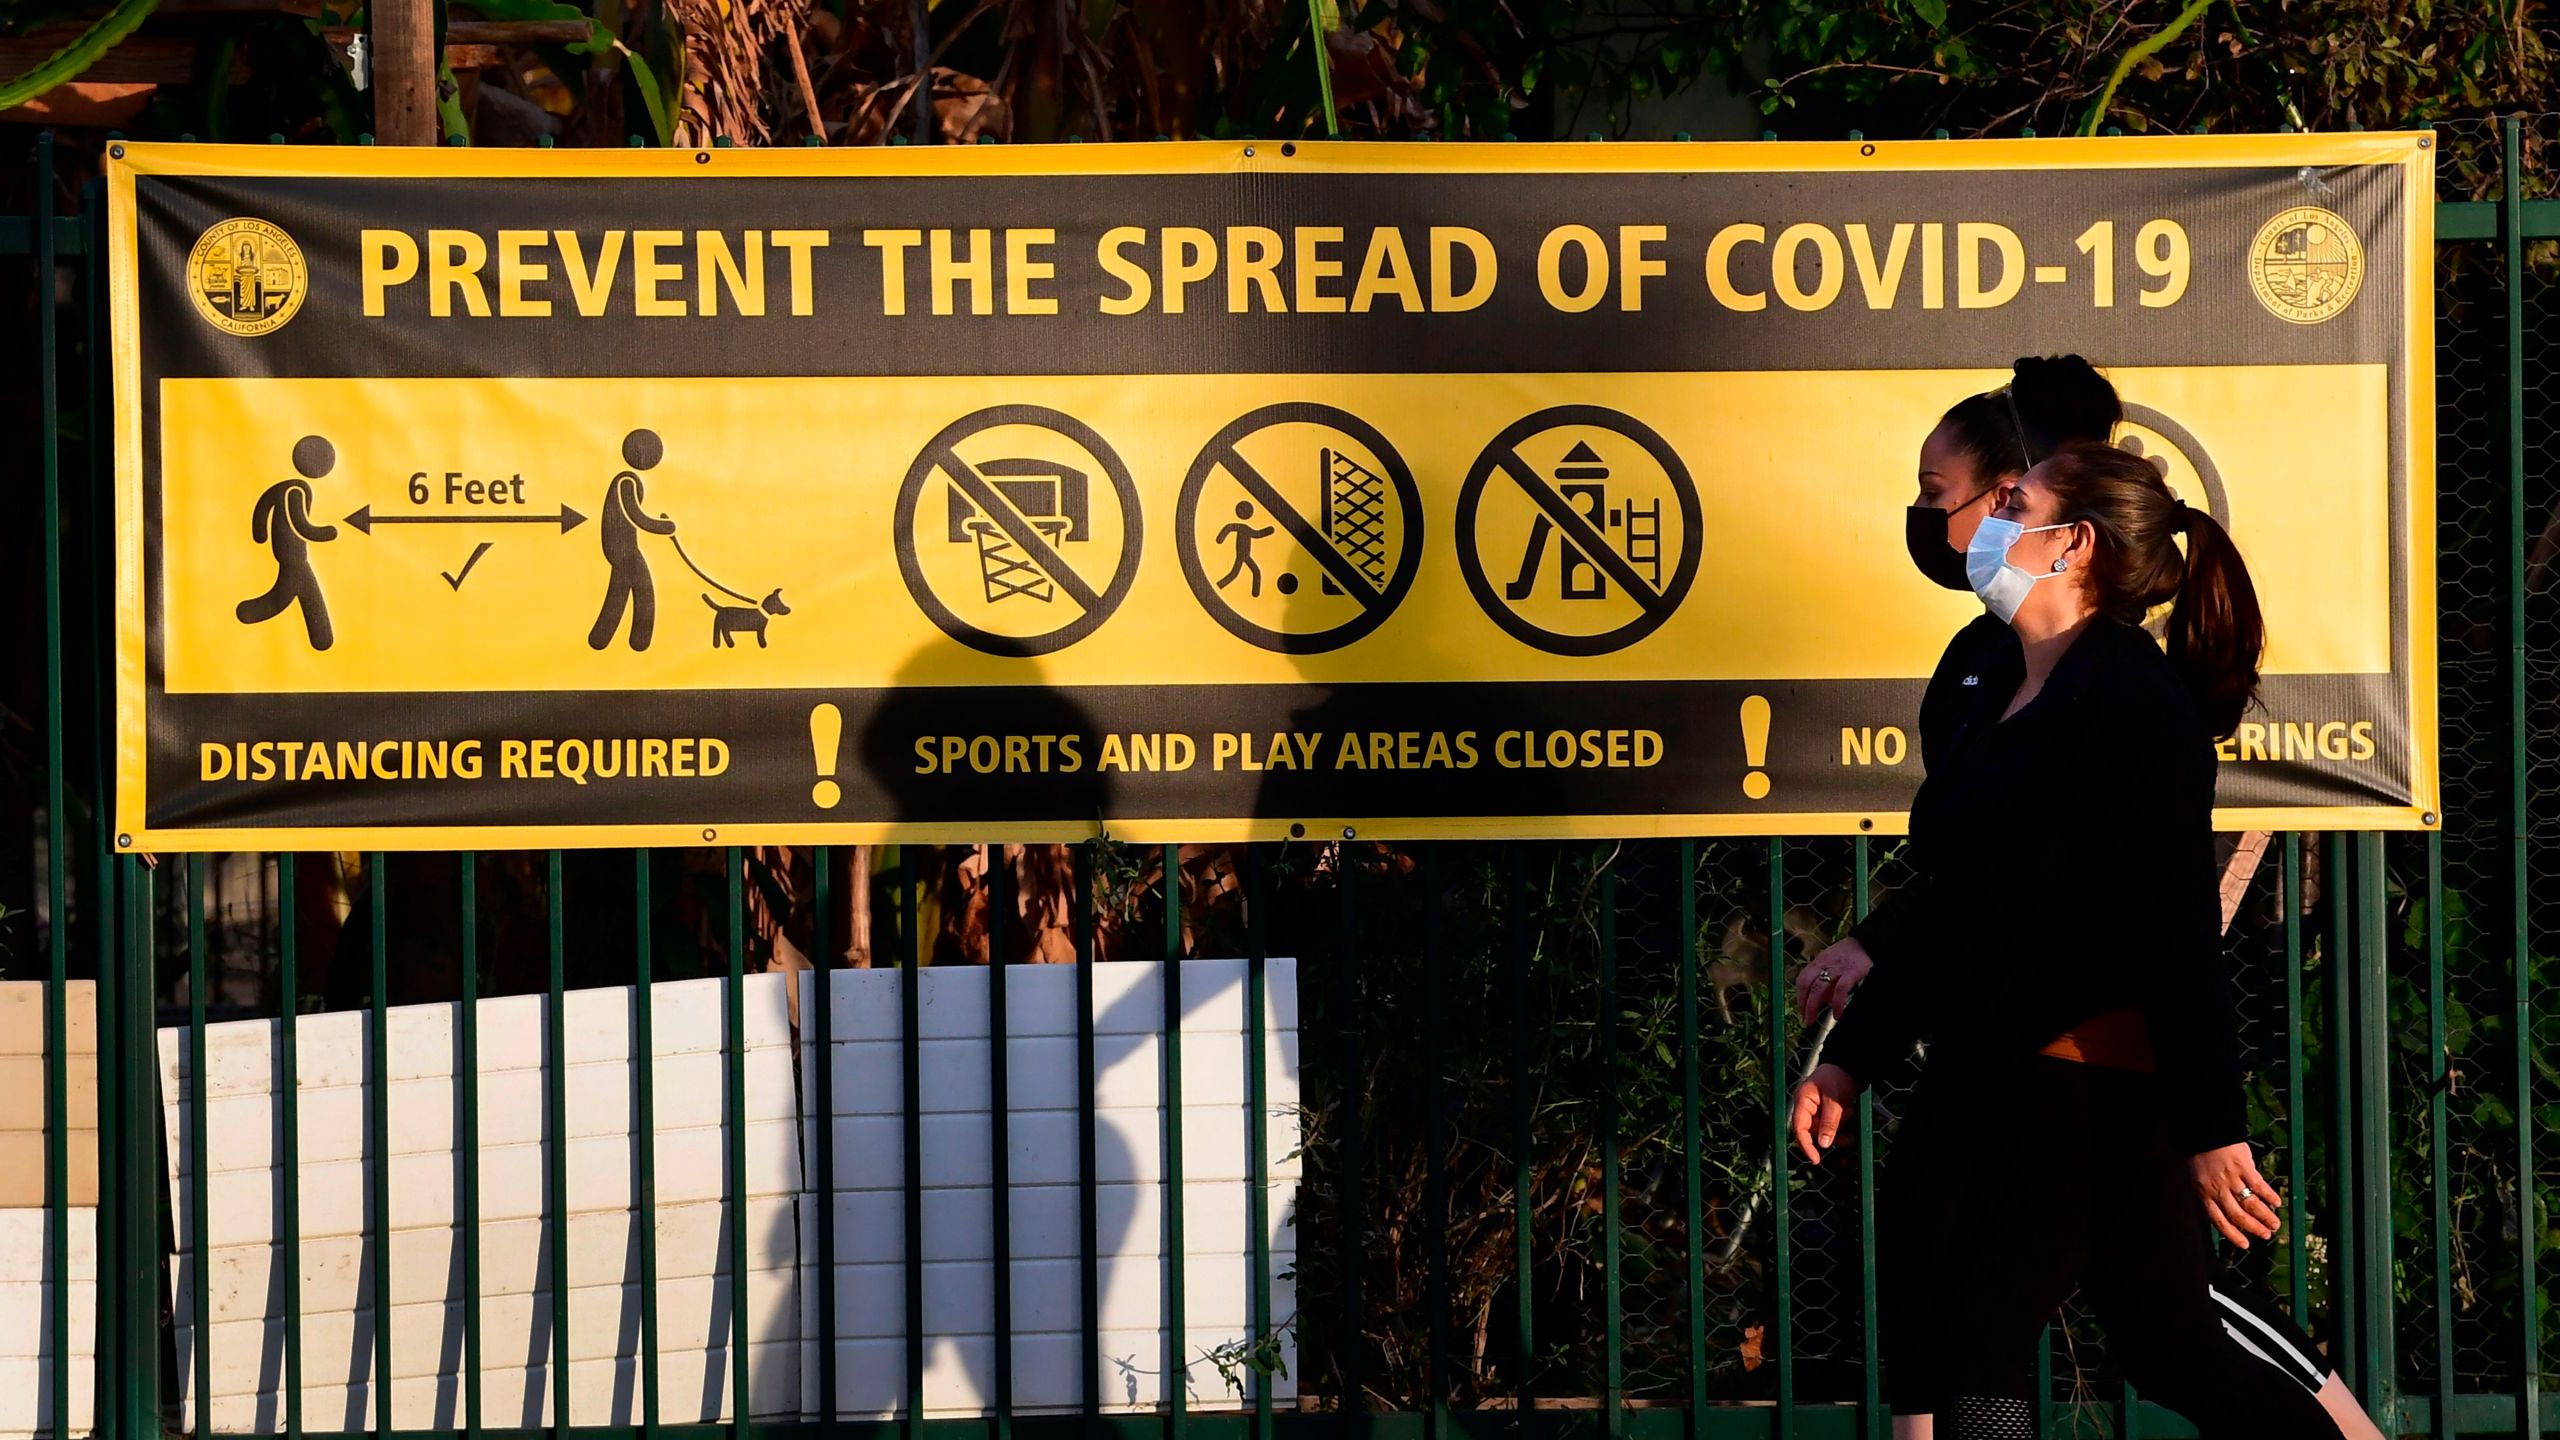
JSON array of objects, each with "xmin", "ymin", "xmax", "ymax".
[{"xmin": 370, "ymin": 0, "xmax": 437, "ymax": 144}]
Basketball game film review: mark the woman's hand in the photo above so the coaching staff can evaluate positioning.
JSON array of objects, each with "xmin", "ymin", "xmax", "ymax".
[
  {"xmin": 2190, "ymin": 1143, "xmax": 2283, "ymax": 1248},
  {"xmin": 1795, "ymin": 937, "xmax": 1874, "ymax": 1025},
  {"xmin": 1789, "ymin": 1064, "xmax": 1860, "ymax": 1163}
]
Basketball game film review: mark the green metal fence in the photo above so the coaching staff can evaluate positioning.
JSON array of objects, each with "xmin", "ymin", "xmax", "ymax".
[{"xmin": 5, "ymin": 116, "xmax": 2558, "ymax": 1440}]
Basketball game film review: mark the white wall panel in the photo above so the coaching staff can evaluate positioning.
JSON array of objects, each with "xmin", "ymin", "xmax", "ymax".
[
  {"xmin": 159, "ymin": 975, "xmax": 801, "ymax": 1432},
  {"xmin": 150, "ymin": 955, "xmax": 1302, "ymax": 1431},
  {"xmin": 798, "ymin": 959, "xmax": 1299, "ymax": 1419},
  {"xmin": 0, "ymin": 1208, "xmax": 97, "ymax": 1440}
]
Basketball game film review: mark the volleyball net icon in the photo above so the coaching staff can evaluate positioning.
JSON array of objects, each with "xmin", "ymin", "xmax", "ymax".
[{"xmin": 1320, "ymin": 446, "xmax": 1391, "ymax": 595}]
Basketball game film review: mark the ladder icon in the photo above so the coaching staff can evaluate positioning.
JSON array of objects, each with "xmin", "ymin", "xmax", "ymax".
[{"xmin": 1623, "ymin": 498, "xmax": 1662, "ymax": 588}]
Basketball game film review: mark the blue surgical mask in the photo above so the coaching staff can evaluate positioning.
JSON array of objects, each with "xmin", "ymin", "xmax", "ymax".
[{"xmin": 1966, "ymin": 515, "xmax": 2072, "ymax": 624}]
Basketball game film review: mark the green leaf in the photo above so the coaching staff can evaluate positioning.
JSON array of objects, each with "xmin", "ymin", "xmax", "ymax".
[
  {"xmin": 1909, "ymin": 0, "xmax": 1947, "ymax": 29},
  {"xmin": 435, "ymin": 58, "xmax": 469, "ymax": 142},
  {"xmin": 0, "ymin": 0, "xmax": 160, "ymax": 110},
  {"xmin": 620, "ymin": 42, "xmax": 673, "ymax": 145}
]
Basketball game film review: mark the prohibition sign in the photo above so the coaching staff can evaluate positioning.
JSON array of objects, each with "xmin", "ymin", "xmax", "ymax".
[
  {"xmin": 1455, "ymin": 405, "xmax": 1702, "ymax": 656},
  {"xmin": 895, "ymin": 405, "xmax": 1143, "ymax": 657},
  {"xmin": 1176, "ymin": 402, "xmax": 1423, "ymax": 654}
]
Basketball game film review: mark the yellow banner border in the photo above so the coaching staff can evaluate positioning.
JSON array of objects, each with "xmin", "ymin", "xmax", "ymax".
[
  {"xmin": 107, "ymin": 132, "xmax": 2443, "ymax": 850},
  {"xmin": 104, "ymin": 803, "xmax": 2434, "ymax": 855},
  {"xmin": 106, "ymin": 131, "xmax": 2432, "ymax": 180}
]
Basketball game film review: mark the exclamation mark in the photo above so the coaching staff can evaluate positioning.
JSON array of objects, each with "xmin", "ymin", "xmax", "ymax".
[
  {"xmin": 810, "ymin": 703, "xmax": 843, "ymax": 809},
  {"xmin": 1740, "ymin": 695, "xmax": 1771, "ymax": 800}
]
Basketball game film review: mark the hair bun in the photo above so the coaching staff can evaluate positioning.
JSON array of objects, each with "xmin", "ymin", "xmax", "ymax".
[{"xmin": 2006, "ymin": 354, "xmax": 2124, "ymax": 457}]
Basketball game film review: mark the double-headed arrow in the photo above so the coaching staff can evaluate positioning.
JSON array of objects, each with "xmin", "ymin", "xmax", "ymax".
[{"xmin": 345, "ymin": 505, "xmax": 586, "ymax": 535}]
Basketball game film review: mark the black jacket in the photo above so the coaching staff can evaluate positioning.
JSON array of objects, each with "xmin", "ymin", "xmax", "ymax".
[{"xmin": 1825, "ymin": 614, "xmax": 2248, "ymax": 1154}]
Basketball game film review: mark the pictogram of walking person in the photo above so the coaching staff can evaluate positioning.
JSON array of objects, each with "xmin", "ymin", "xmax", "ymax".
[
  {"xmin": 237, "ymin": 435, "xmax": 339, "ymax": 651},
  {"xmin": 589, "ymin": 428, "xmax": 679, "ymax": 651},
  {"xmin": 1213, "ymin": 500, "xmax": 1277, "ymax": 597}
]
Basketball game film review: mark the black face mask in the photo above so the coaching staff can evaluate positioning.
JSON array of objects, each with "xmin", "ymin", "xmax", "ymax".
[{"xmin": 1905, "ymin": 503, "xmax": 1974, "ymax": 590}]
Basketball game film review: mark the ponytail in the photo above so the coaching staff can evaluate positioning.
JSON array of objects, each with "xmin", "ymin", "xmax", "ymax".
[
  {"xmin": 2163, "ymin": 504, "xmax": 2265, "ymax": 740},
  {"xmin": 2036, "ymin": 444, "xmax": 2265, "ymax": 739}
]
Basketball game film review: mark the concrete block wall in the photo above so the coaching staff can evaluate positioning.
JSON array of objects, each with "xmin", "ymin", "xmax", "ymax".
[
  {"xmin": 0, "ymin": 981, "xmax": 98, "ymax": 1440},
  {"xmin": 156, "ymin": 975, "xmax": 803, "ymax": 1432},
  {"xmin": 798, "ymin": 958, "xmax": 1301, "ymax": 1418}
]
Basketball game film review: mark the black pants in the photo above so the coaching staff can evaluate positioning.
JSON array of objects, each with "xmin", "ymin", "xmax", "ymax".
[{"xmin": 1880, "ymin": 1055, "xmax": 2341, "ymax": 1438}]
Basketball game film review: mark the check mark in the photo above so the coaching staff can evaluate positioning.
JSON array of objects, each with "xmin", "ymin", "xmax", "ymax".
[{"xmin": 442, "ymin": 541, "xmax": 493, "ymax": 590}]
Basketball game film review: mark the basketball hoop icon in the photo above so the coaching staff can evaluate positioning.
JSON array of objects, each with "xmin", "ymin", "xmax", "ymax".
[{"xmin": 945, "ymin": 458, "xmax": 1090, "ymax": 604}]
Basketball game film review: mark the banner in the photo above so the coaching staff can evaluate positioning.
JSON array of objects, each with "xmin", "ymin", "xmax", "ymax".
[{"xmin": 110, "ymin": 135, "xmax": 2437, "ymax": 850}]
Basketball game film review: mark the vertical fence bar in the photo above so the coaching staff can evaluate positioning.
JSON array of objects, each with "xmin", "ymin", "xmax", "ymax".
[
  {"xmin": 80, "ymin": 170, "xmax": 121, "ymax": 1440},
  {"xmin": 369, "ymin": 854, "xmax": 393, "ymax": 1434},
  {"xmin": 188, "ymin": 857, "xmax": 211, "ymax": 1438},
  {"xmin": 2501, "ymin": 112, "xmax": 2542, "ymax": 1440},
  {"xmin": 460, "ymin": 855, "xmax": 485, "ymax": 1440},
  {"xmin": 116, "ymin": 855, "xmax": 158, "ymax": 1440},
  {"xmin": 1245, "ymin": 844, "xmax": 1274, "ymax": 1440},
  {"xmin": 87, "ymin": 274, "xmax": 119, "ymax": 1440},
  {"xmin": 1160, "ymin": 842, "xmax": 1188, "ymax": 1435},
  {"xmin": 724, "ymin": 846, "xmax": 752, "ymax": 1440},
  {"xmin": 2031, "ymin": 1339, "xmax": 2051, "ymax": 1440},
  {"xmin": 281, "ymin": 858, "xmax": 306, "ymax": 1440},
  {"xmin": 2353, "ymin": 833, "xmax": 2394, "ymax": 1417},
  {"xmin": 1678, "ymin": 839, "xmax": 1704, "ymax": 1434},
  {"xmin": 2284, "ymin": 834, "xmax": 2309, "ymax": 1325},
  {"xmin": 545, "ymin": 852, "xmax": 570, "ymax": 1433},
  {"xmin": 1073, "ymin": 845, "xmax": 1101, "ymax": 1423},
  {"xmin": 1337, "ymin": 844, "xmax": 1363, "ymax": 1428},
  {"xmin": 635, "ymin": 850, "xmax": 662, "ymax": 1440},
  {"xmin": 2326, "ymin": 831, "xmax": 2356, "ymax": 1393},
  {"xmin": 32, "ymin": 127, "xmax": 71, "ymax": 1440},
  {"xmin": 95, "ymin": 771, "xmax": 119, "ymax": 1435},
  {"xmin": 1422, "ymin": 843, "xmax": 1450, "ymax": 1440},
  {"xmin": 987, "ymin": 847, "xmax": 1015, "ymax": 1440},
  {"xmin": 1852, "ymin": 837, "xmax": 1880, "ymax": 1440},
  {"xmin": 1768, "ymin": 840, "xmax": 1791, "ymax": 1435},
  {"xmin": 94, "ymin": 834, "xmax": 114, "ymax": 1440},
  {"xmin": 1506, "ymin": 846, "xmax": 1534, "ymax": 1418},
  {"xmin": 900, "ymin": 847, "xmax": 924, "ymax": 1435},
  {"xmin": 814, "ymin": 846, "xmax": 840, "ymax": 1425},
  {"xmin": 1599, "ymin": 860, "xmax": 1622, "ymax": 1440},
  {"xmin": 2428, "ymin": 833, "xmax": 2456, "ymax": 1438}
]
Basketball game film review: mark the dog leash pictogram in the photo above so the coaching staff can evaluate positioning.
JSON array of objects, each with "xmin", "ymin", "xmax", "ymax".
[{"xmin": 670, "ymin": 534, "xmax": 758, "ymax": 605}]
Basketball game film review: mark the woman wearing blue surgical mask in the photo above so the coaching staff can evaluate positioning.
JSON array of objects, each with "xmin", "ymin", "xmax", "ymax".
[{"xmin": 1783, "ymin": 442, "xmax": 2380, "ymax": 1439}]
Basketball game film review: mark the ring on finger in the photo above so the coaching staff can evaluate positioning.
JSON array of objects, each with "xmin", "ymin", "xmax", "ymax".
[
  {"xmin": 1816, "ymin": 969, "xmax": 1835, "ymax": 983},
  {"xmin": 2238, "ymin": 1187, "xmax": 2254, "ymax": 1201}
]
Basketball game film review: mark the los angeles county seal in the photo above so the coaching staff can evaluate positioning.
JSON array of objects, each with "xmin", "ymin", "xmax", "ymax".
[
  {"xmin": 2247, "ymin": 206, "xmax": 2363, "ymax": 325},
  {"xmin": 185, "ymin": 218, "xmax": 308, "ymax": 337}
]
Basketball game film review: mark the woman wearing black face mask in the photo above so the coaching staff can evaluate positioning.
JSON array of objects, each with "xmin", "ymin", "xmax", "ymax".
[
  {"xmin": 1784, "ymin": 440, "xmax": 2383, "ymax": 1440},
  {"xmin": 1801, "ymin": 357, "xmax": 2125, "ymax": 1030}
]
